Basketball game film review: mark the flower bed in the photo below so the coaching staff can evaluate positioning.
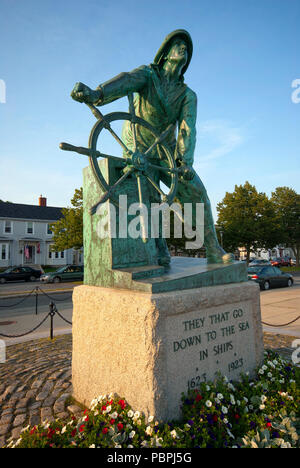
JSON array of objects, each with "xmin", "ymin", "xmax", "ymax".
[{"xmin": 5, "ymin": 350, "xmax": 300, "ymax": 449}]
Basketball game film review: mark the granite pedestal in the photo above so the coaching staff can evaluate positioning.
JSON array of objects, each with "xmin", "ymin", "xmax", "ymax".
[{"xmin": 72, "ymin": 278, "xmax": 263, "ymax": 421}]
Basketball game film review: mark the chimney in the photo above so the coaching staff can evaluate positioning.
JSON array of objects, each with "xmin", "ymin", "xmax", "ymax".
[{"xmin": 39, "ymin": 195, "xmax": 47, "ymax": 207}]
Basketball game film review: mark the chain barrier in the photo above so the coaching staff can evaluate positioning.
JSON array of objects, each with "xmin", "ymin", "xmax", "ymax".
[
  {"xmin": 0, "ymin": 301, "xmax": 72, "ymax": 340},
  {"xmin": 0, "ymin": 286, "xmax": 72, "ymax": 310},
  {"xmin": 0, "ymin": 287, "xmax": 37, "ymax": 308},
  {"xmin": 262, "ymin": 315, "xmax": 300, "ymax": 328}
]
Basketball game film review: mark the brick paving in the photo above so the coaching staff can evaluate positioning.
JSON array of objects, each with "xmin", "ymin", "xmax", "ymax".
[{"xmin": 0, "ymin": 332, "xmax": 298, "ymax": 448}]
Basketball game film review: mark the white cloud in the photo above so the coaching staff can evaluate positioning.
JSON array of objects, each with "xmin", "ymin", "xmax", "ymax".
[{"xmin": 196, "ymin": 119, "xmax": 244, "ymax": 164}]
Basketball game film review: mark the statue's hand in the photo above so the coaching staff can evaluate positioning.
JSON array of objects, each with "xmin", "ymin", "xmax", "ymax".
[
  {"xmin": 71, "ymin": 82, "xmax": 101, "ymax": 104},
  {"xmin": 179, "ymin": 164, "xmax": 195, "ymax": 181}
]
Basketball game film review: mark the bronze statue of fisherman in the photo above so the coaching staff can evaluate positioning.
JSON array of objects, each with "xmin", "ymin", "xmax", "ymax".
[{"xmin": 71, "ymin": 29, "xmax": 232, "ymax": 265}]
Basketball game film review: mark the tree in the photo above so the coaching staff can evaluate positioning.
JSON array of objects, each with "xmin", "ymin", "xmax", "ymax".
[
  {"xmin": 216, "ymin": 181, "xmax": 281, "ymax": 263},
  {"xmin": 271, "ymin": 187, "xmax": 300, "ymax": 266},
  {"xmin": 50, "ymin": 188, "xmax": 83, "ymax": 252}
]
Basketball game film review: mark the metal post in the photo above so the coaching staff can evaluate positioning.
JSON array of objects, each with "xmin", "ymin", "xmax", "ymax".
[
  {"xmin": 49, "ymin": 302, "xmax": 55, "ymax": 340},
  {"xmin": 35, "ymin": 287, "xmax": 38, "ymax": 315}
]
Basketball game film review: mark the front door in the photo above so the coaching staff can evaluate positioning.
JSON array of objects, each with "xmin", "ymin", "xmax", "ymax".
[{"xmin": 24, "ymin": 245, "xmax": 35, "ymax": 264}]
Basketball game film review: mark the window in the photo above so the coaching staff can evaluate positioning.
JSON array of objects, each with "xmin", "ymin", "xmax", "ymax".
[
  {"xmin": 4, "ymin": 221, "xmax": 12, "ymax": 234},
  {"xmin": 47, "ymin": 224, "xmax": 53, "ymax": 235},
  {"xmin": 60, "ymin": 251, "xmax": 64, "ymax": 259},
  {"xmin": 48, "ymin": 250, "xmax": 52, "ymax": 259},
  {"xmin": 1, "ymin": 243, "xmax": 8, "ymax": 261},
  {"xmin": 26, "ymin": 222, "xmax": 34, "ymax": 234},
  {"xmin": 55, "ymin": 252, "xmax": 59, "ymax": 259}
]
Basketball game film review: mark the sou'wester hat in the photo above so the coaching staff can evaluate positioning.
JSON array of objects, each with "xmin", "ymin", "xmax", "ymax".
[{"xmin": 153, "ymin": 29, "xmax": 193, "ymax": 77}]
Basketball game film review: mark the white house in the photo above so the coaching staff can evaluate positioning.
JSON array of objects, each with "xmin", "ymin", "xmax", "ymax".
[{"xmin": 0, "ymin": 196, "xmax": 82, "ymax": 268}]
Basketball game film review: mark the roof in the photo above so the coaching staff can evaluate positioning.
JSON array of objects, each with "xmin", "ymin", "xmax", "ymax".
[{"xmin": 0, "ymin": 201, "xmax": 63, "ymax": 221}]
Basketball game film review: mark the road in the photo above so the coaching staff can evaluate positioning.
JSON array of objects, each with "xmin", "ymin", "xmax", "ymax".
[{"xmin": 0, "ymin": 276, "xmax": 299, "ymax": 345}]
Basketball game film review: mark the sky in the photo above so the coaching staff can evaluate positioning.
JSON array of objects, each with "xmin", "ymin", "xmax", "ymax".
[{"xmin": 0, "ymin": 0, "xmax": 299, "ymax": 220}]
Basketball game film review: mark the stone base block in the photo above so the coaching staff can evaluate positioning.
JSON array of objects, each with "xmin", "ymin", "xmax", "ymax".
[{"xmin": 72, "ymin": 282, "xmax": 263, "ymax": 422}]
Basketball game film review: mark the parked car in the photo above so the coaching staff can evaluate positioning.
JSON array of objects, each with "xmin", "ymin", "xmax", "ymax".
[
  {"xmin": 0, "ymin": 266, "xmax": 42, "ymax": 284},
  {"xmin": 40, "ymin": 265, "xmax": 84, "ymax": 283},
  {"xmin": 249, "ymin": 259, "xmax": 271, "ymax": 266},
  {"xmin": 248, "ymin": 266, "xmax": 294, "ymax": 290},
  {"xmin": 270, "ymin": 257, "xmax": 292, "ymax": 267}
]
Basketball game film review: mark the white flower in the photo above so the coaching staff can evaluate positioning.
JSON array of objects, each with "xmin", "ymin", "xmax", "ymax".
[
  {"xmin": 145, "ymin": 426, "xmax": 153, "ymax": 436},
  {"xmin": 206, "ymin": 385, "xmax": 211, "ymax": 391},
  {"xmin": 61, "ymin": 426, "xmax": 67, "ymax": 434},
  {"xmin": 89, "ymin": 444, "xmax": 96, "ymax": 448},
  {"xmin": 222, "ymin": 406, "xmax": 228, "ymax": 414},
  {"xmin": 127, "ymin": 410, "xmax": 134, "ymax": 418},
  {"xmin": 217, "ymin": 393, "xmax": 224, "ymax": 400},
  {"xmin": 141, "ymin": 440, "xmax": 149, "ymax": 447},
  {"xmin": 261, "ymin": 395, "xmax": 267, "ymax": 403},
  {"xmin": 127, "ymin": 445, "xmax": 134, "ymax": 448},
  {"xmin": 148, "ymin": 415, "xmax": 154, "ymax": 423},
  {"xmin": 115, "ymin": 444, "xmax": 122, "ymax": 448},
  {"xmin": 133, "ymin": 411, "xmax": 140, "ymax": 419},
  {"xmin": 262, "ymin": 365, "xmax": 267, "ymax": 371},
  {"xmin": 230, "ymin": 395, "xmax": 235, "ymax": 405},
  {"xmin": 258, "ymin": 369, "xmax": 264, "ymax": 375},
  {"xmin": 267, "ymin": 372, "xmax": 272, "ymax": 378},
  {"xmin": 135, "ymin": 419, "xmax": 142, "ymax": 426},
  {"xmin": 215, "ymin": 398, "xmax": 221, "ymax": 404},
  {"xmin": 223, "ymin": 418, "xmax": 228, "ymax": 424},
  {"xmin": 170, "ymin": 429, "xmax": 178, "ymax": 439},
  {"xmin": 110, "ymin": 412, "xmax": 118, "ymax": 419},
  {"xmin": 259, "ymin": 404, "xmax": 265, "ymax": 410},
  {"xmin": 21, "ymin": 425, "xmax": 30, "ymax": 433},
  {"xmin": 205, "ymin": 400, "xmax": 212, "ymax": 408},
  {"xmin": 129, "ymin": 431, "xmax": 136, "ymax": 439},
  {"xmin": 279, "ymin": 379, "xmax": 285, "ymax": 384},
  {"xmin": 105, "ymin": 405, "xmax": 112, "ymax": 413},
  {"xmin": 243, "ymin": 397, "xmax": 248, "ymax": 403},
  {"xmin": 281, "ymin": 442, "xmax": 291, "ymax": 449}
]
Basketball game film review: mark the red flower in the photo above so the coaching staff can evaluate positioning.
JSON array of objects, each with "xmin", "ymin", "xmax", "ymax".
[
  {"xmin": 117, "ymin": 423, "xmax": 124, "ymax": 431},
  {"xmin": 213, "ymin": 415, "xmax": 218, "ymax": 422},
  {"xmin": 102, "ymin": 427, "xmax": 108, "ymax": 434},
  {"xmin": 195, "ymin": 394, "xmax": 203, "ymax": 402},
  {"xmin": 266, "ymin": 422, "xmax": 272, "ymax": 428},
  {"xmin": 79, "ymin": 424, "xmax": 85, "ymax": 433},
  {"xmin": 234, "ymin": 414, "xmax": 240, "ymax": 420},
  {"xmin": 30, "ymin": 426, "xmax": 37, "ymax": 435},
  {"xmin": 110, "ymin": 419, "xmax": 115, "ymax": 425},
  {"xmin": 102, "ymin": 405, "xmax": 107, "ymax": 411},
  {"xmin": 118, "ymin": 399, "xmax": 126, "ymax": 409},
  {"xmin": 71, "ymin": 429, "xmax": 76, "ymax": 438},
  {"xmin": 85, "ymin": 415, "xmax": 89, "ymax": 422}
]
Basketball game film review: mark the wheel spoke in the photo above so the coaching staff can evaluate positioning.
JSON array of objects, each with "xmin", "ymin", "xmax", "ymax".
[
  {"xmin": 145, "ymin": 175, "xmax": 165, "ymax": 198},
  {"xmin": 135, "ymin": 173, "xmax": 148, "ymax": 243},
  {"xmin": 86, "ymin": 104, "xmax": 132, "ymax": 155},
  {"xmin": 59, "ymin": 142, "xmax": 125, "ymax": 164},
  {"xmin": 128, "ymin": 94, "xmax": 137, "ymax": 152},
  {"xmin": 144, "ymin": 124, "xmax": 174, "ymax": 156},
  {"xmin": 90, "ymin": 168, "xmax": 134, "ymax": 214},
  {"xmin": 147, "ymin": 163, "xmax": 177, "ymax": 174}
]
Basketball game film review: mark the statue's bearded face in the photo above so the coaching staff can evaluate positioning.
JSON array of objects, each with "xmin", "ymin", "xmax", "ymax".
[{"xmin": 165, "ymin": 39, "xmax": 188, "ymax": 67}]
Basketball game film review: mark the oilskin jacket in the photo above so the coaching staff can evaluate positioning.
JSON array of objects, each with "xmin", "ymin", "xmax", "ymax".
[{"xmin": 96, "ymin": 64, "xmax": 197, "ymax": 167}]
